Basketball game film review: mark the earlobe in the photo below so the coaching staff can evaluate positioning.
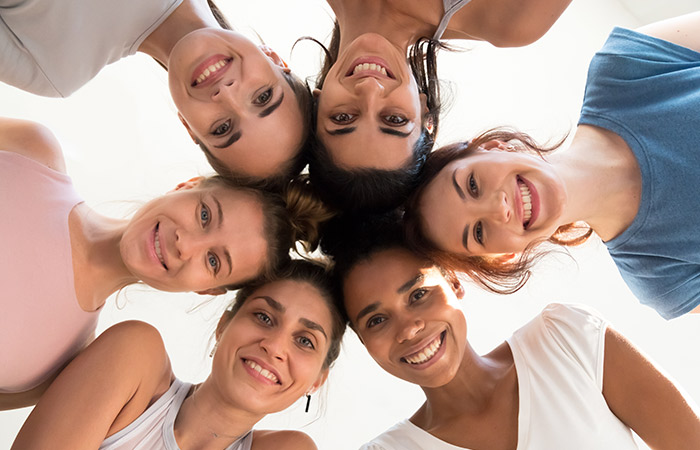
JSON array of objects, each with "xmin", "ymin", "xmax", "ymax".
[
  {"xmin": 311, "ymin": 368, "xmax": 330, "ymax": 391},
  {"xmin": 259, "ymin": 45, "xmax": 290, "ymax": 73},
  {"xmin": 312, "ymin": 88, "xmax": 321, "ymax": 99},
  {"xmin": 178, "ymin": 113, "xmax": 200, "ymax": 145},
  {"xmin": 171, "ymin": 176, "xmax": 204, "ymax": 192},
  {"xmin": 491, "ymin": 253, "xmax": 519, "ymax": 264},
  {"xmin": 453, "ymin": 281, "xmax": 465, "ymax": 299},
  {"xmin": 481, "ymin": 140, "xmax": 515, "ymax": 152}
]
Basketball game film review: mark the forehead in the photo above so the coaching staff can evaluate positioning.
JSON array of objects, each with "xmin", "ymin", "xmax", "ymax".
[
  {"xmin": 319, "ymin": 126, "xmax": 419, "ymax": 170},
  {"xmin": 246, "ymin": 279, "xmax": 334, "ymax": 327}
]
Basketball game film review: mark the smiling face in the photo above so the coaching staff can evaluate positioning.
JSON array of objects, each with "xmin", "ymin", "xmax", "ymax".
[
  {"xmin": 212, "ymin": 279, "xmax": 332, "ymax": 414},
  {"xmin": 315, "ymin": 33, "xmax": 426, "ymax": 170},
  {"xmin": 168, "ymin": 29, "xmax": 305, "ymax": 178},
  {"xmin": 419, "ymin": 146, "xmax": 567, "ymax": 256},
  {"xmin": 343, "ymin": 248, "xmax": 467, "ymax": 388},
  {"xmin": 120, "ymin": 179, "xmax": 267, "ymax": 293}
]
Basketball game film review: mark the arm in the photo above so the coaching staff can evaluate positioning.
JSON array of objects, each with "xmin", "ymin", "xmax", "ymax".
[
  {"xmin": 12, "ymin": 321, "xmax": 173, "ymax": 450},
  {"xmin": 637, "ymin": 11, "xmax": 700, "ymax": 52},
  {"xmin": 0, "ymin": 117, "xmax": 66, "ymax": 173},
  {"xmin": 252, "ymin": 430, "xmax": 318, "ymax": 450},
  {"xmin": 603, "ymin": 326, "xmax": 700, "ymax": 450},
  {"xmin": 443, "ymin": 0, "xmax": 573, "ymax": 47},
  {"xmin": 0, "ymin": 368, "xmax": 62, "ymax": 411}
]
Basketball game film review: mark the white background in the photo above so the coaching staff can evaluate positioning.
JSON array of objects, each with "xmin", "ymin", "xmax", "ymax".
[{"xmin": 1, "ymin": 1, "xmax": 699, "ymax": 449}]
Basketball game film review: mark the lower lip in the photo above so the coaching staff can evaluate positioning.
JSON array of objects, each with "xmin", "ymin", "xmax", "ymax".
[
  {"xmin": 242, "ymin": 359, "xmax": 279, "ymax": 386},
  {"xmin": 190, "ymin": 54, "xmax": 231, "ymax": 87},
  {"xmin": 402, "ymin": 331, "xmax": 446, "ymax": 370},
  {"xmin": 519, "ymin": 176, "xmax": 540, "ymax": 228},
  {"xmin": 345, "ymin": 56, "xmax": 394, "ymax": 79}
]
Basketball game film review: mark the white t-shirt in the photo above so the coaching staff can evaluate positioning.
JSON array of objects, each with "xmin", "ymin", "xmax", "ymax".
[
  {"xmin": 0, "ymin": 0, "xmax": 183, "ymax": 97},
  {"xmin": 361, "ymin": 304, "xmax": 640, "ymax": 450}
]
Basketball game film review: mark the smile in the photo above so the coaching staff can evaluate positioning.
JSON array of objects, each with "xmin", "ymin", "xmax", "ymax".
[
  {"xmin": 191, "ymin": 56, "xmax": 232, "ymax": 87},
  {"xmin": 518, "ymin": 178, "xmax": 533, "ymax": 226},
  {"xmin": 244, "ymin": 359, "xmax": 281, "ymax": 384},
  {"xmin": 345, "ymin": 57, "xmax": 394, "ymax": 79},
  {"xmin": 402, "ymin": 331, "xmax": 445, "ymax": 365},
  {"xmin": 154, "ymin": 223, "xmax": 167, "ymax": 269}
]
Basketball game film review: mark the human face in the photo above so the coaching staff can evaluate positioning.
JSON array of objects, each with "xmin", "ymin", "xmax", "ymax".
[
  {"xmin": 419, "ymin": 147, "xmax": 567, "ymax": 256},
  {"xmin": 168, "ymin": 29, "xmax": 304, "ymax": 178},
  {"xmin": 120, "ymin": 180, "xmax": 267, "ymax": 293},
  {"xmin": 343, "ymin": 248, "xmax": 467, "ymax": 388},
  {"xmin": 315, "ymin": 33, "xmax": 426, "ymax": 170},
  {"xmin": 212, "ymin": 280, "xmax": 332, "ymax": 414}
]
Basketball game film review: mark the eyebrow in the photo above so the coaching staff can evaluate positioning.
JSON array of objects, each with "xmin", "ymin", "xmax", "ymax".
[
  {"xmin": 300, "ymin": 318, "xmax": 327, "ymax": 339},
  {"xmin": 462, "ymin": 225, "xmax": 471, "ymax": 253},
  {"xmin": 258, "ymin": 92, "xmax": 284, "ymax": 118},
  {"xmin": 452, "ymin": 169, "xmax": 466, "ymax": 200},
  {"xmin": 254, "ymin": 296, "xmax": 286, "ymax": 312},
  {"xmin": 212, "ymin": 195, "xmax": 232, "ymax": 277},
  {"xmin": 354, "ymin": 302, "xmax": 380, "ymax": 324},
  {"xmin": 397, "ymin": 273, "xmax": 425, "ymax": 294},
  {"xmin": 326, "ymin": 127, "xmax": 356, "ymax": 136},
  {"xmin": 213, "ymin": 130, "xmax": 242, "ymax": 149},
  {"xmin": 379, "ymin": 127, "xmax": 411, "ymax": 138}
]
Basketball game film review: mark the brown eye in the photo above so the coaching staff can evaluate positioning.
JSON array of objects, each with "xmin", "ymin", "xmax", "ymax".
[
  {"xmin": 383, "ymin": 114, "xmax": 408, "ymax": 126},
  {"xmin": 255, "ymin": 88, "xmax": 272, "ymax": 105},
  {"xmin": 212, "ymin": 121, "xmax": 231, "ymax": 136},
  {"xmin": 330, "ymin": 113, "xmax": 356, "ymax": 124},
  {"xmin": 468, "ymin": 174, "xmax": 479, "ymax": 196},
  {"xmin": 474, "ymin": 222, "xmax": 484, "ymax": 245}
]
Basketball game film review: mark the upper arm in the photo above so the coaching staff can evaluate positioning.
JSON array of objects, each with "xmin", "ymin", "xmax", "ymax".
[
  {"xmin": 445, "ymin": 0, "xmax": 573, "ymax": 47},
  {"xmin": 0, "ymin": 118, "xmax": 66, "ymax": 173},
  {"xmin": 602, "ymin": 326, "xmax": 700, "ymax": 450},
  {"xmin": 252, "ymin": 430, "xmax": 318, "ymax": 450},
  {"xmin": 11, "ymin": 321, "xmax": 173, "ymax": 450},
  {"xmin": 637, "ymin": 12, "xmax": 700, "ymax": 53}
]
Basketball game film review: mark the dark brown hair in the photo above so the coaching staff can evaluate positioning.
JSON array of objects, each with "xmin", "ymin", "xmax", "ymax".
[{"xmin": 403, "ymin": 128, "xmax": 586, "ymax": 294}]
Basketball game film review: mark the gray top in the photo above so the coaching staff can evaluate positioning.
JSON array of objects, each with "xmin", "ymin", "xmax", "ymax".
[{"xmin": 433, "ymin": 0, "xmax": 473, "ymax": 39}]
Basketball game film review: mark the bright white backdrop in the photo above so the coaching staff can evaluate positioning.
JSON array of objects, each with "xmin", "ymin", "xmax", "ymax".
[{"xmin": 1, "ymin": 1, "xmax": 699, "ymax": 449}]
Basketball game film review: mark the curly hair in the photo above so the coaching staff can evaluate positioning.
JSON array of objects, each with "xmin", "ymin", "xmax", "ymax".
[{"xmin": 403, "ymin": 128, "xmax": 586, "ymax": 294}]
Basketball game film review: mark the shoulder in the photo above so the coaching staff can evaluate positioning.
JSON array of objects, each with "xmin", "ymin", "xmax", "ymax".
[
  {"xmin": 0, "ymin": 117, "xmax": 66, "ymax": 173},
  {"xmin": 252, "ymin": 430, "xmax": 317, "ymax": 450}
]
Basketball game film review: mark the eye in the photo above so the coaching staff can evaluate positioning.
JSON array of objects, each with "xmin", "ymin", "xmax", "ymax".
[
  {"xmin": 207, "ymin": 252, "xmax": 220, "ymax": 273},
  {"xmin": 468, "ymin": 174, "xmax": 479, "ymax": 197},
  {"xmin": 255, "ymin": 312, "xmax": 273, "ymax": 326},
  {"xmin": 254, "ymin": 88, "xmax": 273, "ymax": 105},
  {"xmin": 409, "ymin": 288, "xmax": 428, "ymax": 304},
  {"xmin": 212, "ymin": 120, "xmax": 231, "ymax": 136},
  {"xmin": 474, "ymin": 222, "xmax": 484, "ymax": 245},
  {"xmin": 366, "ymin": 315, "xmax": 386, "ymax": 329},
  {"xmin": 297, "ymin": 335, "xmax": 316, "ymax": 349},
  {"xmin": 200, "ymin": 203, "xmax": 211, "ymax": 226},
  {"xmin": 330, "ymin": 112, "xmax": 356, "ymax": 124},
  {"xmin": 383, "ymin": 114, "xmax": 408, "ymax": 126}
]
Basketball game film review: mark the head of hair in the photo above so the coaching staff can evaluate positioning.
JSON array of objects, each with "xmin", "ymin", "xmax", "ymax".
[
  {"xmin": 306, "ymin": 23, "xmax": 448, "ymax": 213},
  {"xmin": 403, "ymin": 128, "xmax": 586, "ymax": 294},
  {"xmin": 200, "ymin": 174, "xmax": 335, "ymax": 291},
  {"xmin": 218, "ymin": 259, "xmax": 346, "ymax": 369},
  {"xmin": 321, "ymin": 211, "xmax": 459, "ymax": 323}
]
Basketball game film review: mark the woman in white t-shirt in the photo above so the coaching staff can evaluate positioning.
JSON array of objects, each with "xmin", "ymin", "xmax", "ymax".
[{"xmin": 324, "ymin": 216, "xmax": 700, "ymax": 450}]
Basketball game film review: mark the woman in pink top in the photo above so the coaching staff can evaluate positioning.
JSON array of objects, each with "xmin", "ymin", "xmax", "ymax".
[
  {"xmin": 0, "ymin": 117, "xmax": 328, "ymax": 410},
  {"xmin": 13, "ymin": 260, "xmax": 346, "ymax": 450}
]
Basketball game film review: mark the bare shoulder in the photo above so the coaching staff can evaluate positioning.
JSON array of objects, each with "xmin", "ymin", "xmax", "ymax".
[
  {"xmin": 0, "ymin": 117, "xmax": 66, "ymax": 173},
  {"xmin": 636, "ymin": 12, "xmax": 700, "ymax": 53},
  {"xmin": 252, "ymin": 430, "xmax": 318, "ymax": 450}
]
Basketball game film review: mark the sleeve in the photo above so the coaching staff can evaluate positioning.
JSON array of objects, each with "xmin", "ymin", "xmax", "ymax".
[
  {"xmin": 540, "ymin": 303, "xmax": 609, "ymax": 389},
  {"xmin": 359, "ymin": 443, "xmax": 388, "ymax": 450}
]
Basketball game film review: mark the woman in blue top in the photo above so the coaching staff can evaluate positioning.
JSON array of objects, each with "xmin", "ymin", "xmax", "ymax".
[{"xmin": 405, "ymin": 12, "xmax": 700, "ymax": 319}]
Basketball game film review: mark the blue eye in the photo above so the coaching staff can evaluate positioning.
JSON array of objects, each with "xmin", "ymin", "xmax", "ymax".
[
  {"xmin": 255, "ymin": 312, "xmax": 272, "ymax": 325},
  {"xmin": 297, "ymin": 336, "xmax": 315, "ymax": 349},
  {"xmin": 207, "ymin": 252, "xmax": 219, "ymax": 272},
  {"xmin": 255, "ymin": 88, "xmax": 272, "ymax": 105},
  {"xmin": 200, "ymin": 205, "xmax": 210, "ymax": 225}
]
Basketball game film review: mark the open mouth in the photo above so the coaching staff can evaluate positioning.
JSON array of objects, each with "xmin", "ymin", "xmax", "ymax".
[
  {"xmin": 517, "ymin": 177, "xmax": 533, "ymax": 228},
  {"xmin": 154, "ymin": 223, "xmax": 167, "ymax": 269},
  {"xmin": 244, "ymin": 359, "xmax": 281, "ymax": 385},
  {"xmin": 191, "ymin": 56, "xmax": 232, "ymax": 87},
  {"xmin": 401, "ymin": 331, "xmax": 446, "ymax": 365},
  {"xmin": 345, "ymin": 57, "xmax": 394, "ymax": 79}
]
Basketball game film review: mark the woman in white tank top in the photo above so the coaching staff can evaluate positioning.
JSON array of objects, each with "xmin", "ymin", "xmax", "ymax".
[{"xmin": 12, "ymin": 260, "xmax": 346, "ymax": 450}]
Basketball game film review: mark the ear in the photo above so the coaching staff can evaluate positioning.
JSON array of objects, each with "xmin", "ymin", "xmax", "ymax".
[
  {"xmin": 171, "ymin": 176, "xmax": 204, "ymax": 192},
  {"xmin": 259, "ymin": 45, "xmax": 291, "ymax": 73},
  {"xmin": 196, "ymin": 286, "xmax": 227, "ymax": 296},
  {"xmin": 177, "ymin": 113, "xmax": 200, "ymax": 145},
  {"xmin": 452, "ymin": 280, "xmax": 465, "ymax": 299},
  {"xmin": 310, "ymin": 368, "xmax": 330, "ymax": 392},
  {"xmin": 312, "ymin": 88, "xmax": 321, "ymax": 99},
  {"xmin": 480, "ymin": 139, "xmax": 514, "ymax": 152},
  {"xmin": 490, "ymin": 253, "xmax": 520, "ymax": 264}
]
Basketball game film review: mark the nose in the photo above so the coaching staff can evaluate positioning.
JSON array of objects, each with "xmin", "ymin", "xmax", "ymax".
[
  {"xmin": 175, "ymin": 227, "xmax": 207, "ymax": 260},
  {"xmin": 260, "ymin": 331, "xmax": 287, "ymax": 361},
  {"xmin": 396, "ymin": 316, "xmax": 425, "ymax": 343},
  {"xmin": 480, "ymin": 191, "xmax": 510, "ymax": 224},
  {"xmin": 354, "ymin": 76, "xmax": 385, "ymax": 101},
  {"xmin": 211, "ymin": 80, "xmax": 238, "ymax": 105}
]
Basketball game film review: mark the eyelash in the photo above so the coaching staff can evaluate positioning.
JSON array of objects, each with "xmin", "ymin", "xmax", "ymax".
[
  {"xmin": 383, "ymin": 114, "xmax": 408, "ymax": 126},
  {"xmin": 254, "ymin": 88, "xmax": 273, "ymax": 105},
  {"xmin": 409, "ymin": 288, "xmax": 428, "ymax": 303},
  {"xmin": 474, "ymin": 222, "xmax": 484, "ymax": 245},
  {"xmin": 200, "ymin": 203, "xmax": 220, "ymax": 273},
  {"xmin": 212, "ymin": 120, "xmax": 231, "ymax": 136},
  {"xmin": 366, "ymin": 316, "xmax": 386, "ymax": 329},
  {"xmin": 254, "ymin": 312, "xmax": 316, "ymax": 349},
  {"xmin": 468, "ymin": 173, "xmax": 479, "ymax": 197},
  {"xmin": 330, "ymin": 112, "xmax": 356, "ymax": 124}
]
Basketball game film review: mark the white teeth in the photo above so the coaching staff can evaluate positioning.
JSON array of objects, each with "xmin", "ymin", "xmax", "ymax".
[
  {"xmin": 195, "ymin": 59, "xmax": 228, "ymax": 85},
  {"xmin": 352, "ymin": 62, "xmax": 388, "ymax": 76},
  {"xmin": 404, "ymin": 334, "xmax": 442, "ymax": 365},
  {"xmin": 519, "ymin": 181, "xmax": 532, "ymax": 224},
  {"xmin": 154, "ymin": 231, "xmax": 165, "ymax": 267},
  {"xmin": 245, "ymin": 360, "xmax": 279, "ymax": 383}
]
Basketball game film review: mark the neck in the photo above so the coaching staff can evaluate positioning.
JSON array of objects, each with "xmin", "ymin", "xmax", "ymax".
[
  {"xmin": 139, "ymin": 0, "xmax": 222, "ymax": 68},
  {"xmin": 70, "ymin": 204, "xmax": 138, "ymax": 310},
  {"xmin": 174, "ymin": 380, "xmax": 263, "ymax": 449},
  {"xmin": 550, "ymin": 125, "xmax": 642, "ymax": 241},
  {"xmin": 417, "ymin": 341, "xmax": 516, "ymax": 426},
  {"xmin": 328, "ymin": 0, "xmax": 435, "ymax": 52}
]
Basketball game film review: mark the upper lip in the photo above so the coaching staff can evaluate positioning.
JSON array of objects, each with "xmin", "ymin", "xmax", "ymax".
[
  {"xmin": 242, "ymin": 356, "xmax": 283, "ymax": 385},
  {"xmin": 154, "ymin": 223, "xmax": 168, "ymax": 269},
  {"xmin": 191, "ymin": 55, "xmax": 232, "ymax": 88},
  {"xmin": 399, "ymin": 330, "xmax": 444, "ymax": 362}
]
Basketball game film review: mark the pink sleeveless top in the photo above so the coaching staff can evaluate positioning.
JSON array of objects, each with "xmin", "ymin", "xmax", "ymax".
[{"xmin": 0, "ymin": 151, "xmax": 99, "ymax": 393}]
